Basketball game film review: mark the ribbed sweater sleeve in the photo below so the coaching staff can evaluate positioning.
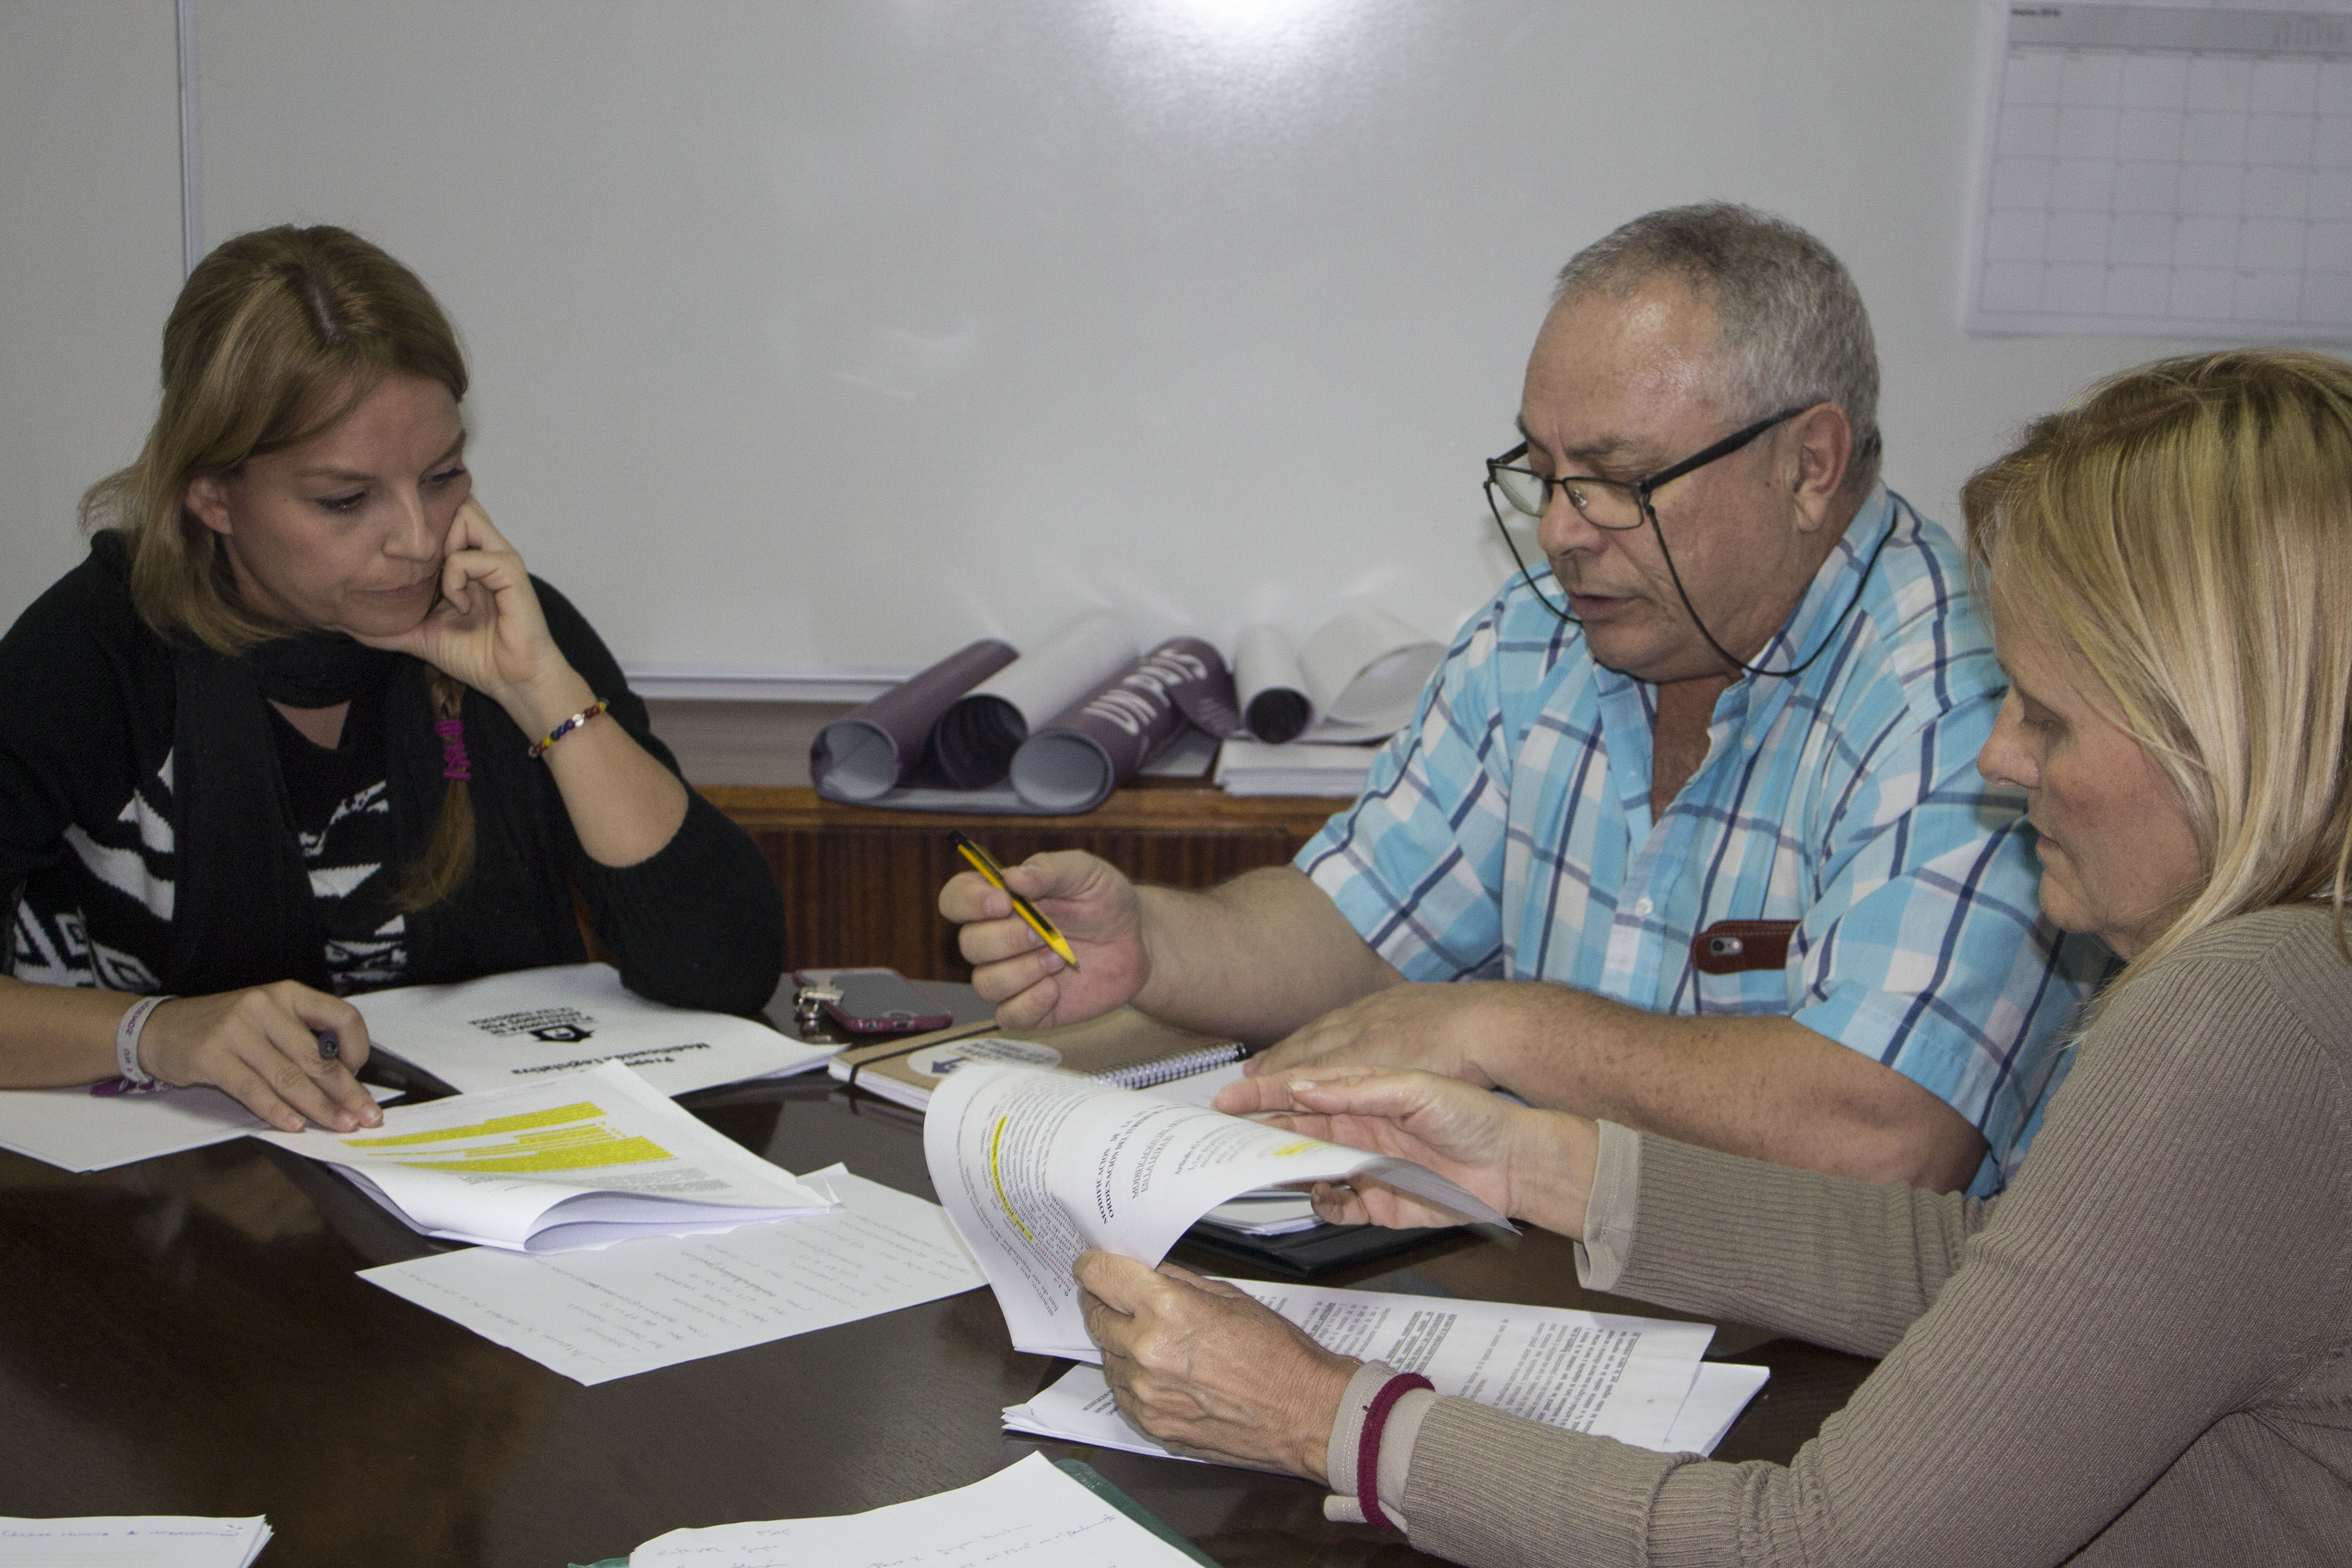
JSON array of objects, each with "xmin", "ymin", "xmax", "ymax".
[{"xmin": 1398, "ymin": 908, "xmax": 2352, "ymax": 1567}]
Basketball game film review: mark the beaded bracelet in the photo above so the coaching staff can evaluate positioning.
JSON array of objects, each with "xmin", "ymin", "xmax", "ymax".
[
  {"xmin": 1357, "ymin": 1371, "xmax": 1434, "ymax": 1531},
  {"xmin": 529, "ymin": 699, "xmax": 609, "ymax": 760}
]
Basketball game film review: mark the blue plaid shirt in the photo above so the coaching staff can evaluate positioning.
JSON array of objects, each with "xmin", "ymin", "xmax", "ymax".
[{"xmin": 1299, "ymin": 489, "xmax": 2103, "ymax": 1194}]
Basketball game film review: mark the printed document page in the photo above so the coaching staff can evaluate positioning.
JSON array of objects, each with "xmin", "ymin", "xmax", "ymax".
[
  {"xmin": 630, "ymin": 1451, "xmax": 1199, "ymax": 1568},
  {"xmin": 0, "ymin": 1082, "xmax": 398, "ymax": 1175},
  {"xmin": 253, "ymin": 1061, "xmax": 833, "ymax": 1251},
  {"xmin": 925, "ymin": 1064, "xmax": 1505, "ymax": 1360},
  {"xmin": 1006, "ymin": 1279, "xmax": 1716, "ymax": 1456},
  {"xmin": 356, "ymin": 962, "xmax": 835, "ymax": 1097},
  {"xmin": 1661, "ymin": 1362, "xmax": 1773, "ymax": 1456},
  {"xmin": 0, "ymin": 1516, "xmax": 271, "ymax": 1566},
  {"xmin": 362, "ymin": 1167, "xmax": 984, "ymax": 1385}
]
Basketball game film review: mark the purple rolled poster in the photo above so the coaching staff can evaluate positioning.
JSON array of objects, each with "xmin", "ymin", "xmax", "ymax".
[
  {"xmin": 809, "ymin": 639, "xmax": 1018, "ymax": 803},
  {"xmin": 1009, "ymin": 638, "xmax": 1232, "ymax": 813}
]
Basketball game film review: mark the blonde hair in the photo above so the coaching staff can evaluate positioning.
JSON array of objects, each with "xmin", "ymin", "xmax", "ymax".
[
  {"xmin": 1962, "ymin": 348, "xmax": 2352, "ymax": 994},
  {"xmin": 81, "ymin": 224, "xmax": 476, "ymax": 908}
]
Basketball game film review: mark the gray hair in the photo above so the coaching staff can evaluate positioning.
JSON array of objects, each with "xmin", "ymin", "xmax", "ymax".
[{"xmin": 1554, "ymin": 202, "xmax": 1882, "ymax": 497}]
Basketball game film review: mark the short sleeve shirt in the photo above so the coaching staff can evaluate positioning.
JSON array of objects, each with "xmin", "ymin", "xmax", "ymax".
[{"xmin": 1298, "ymin": 489, "xmax": 2105, "ymax": 1195}]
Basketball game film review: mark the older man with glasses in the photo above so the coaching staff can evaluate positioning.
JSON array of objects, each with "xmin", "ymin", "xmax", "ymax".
[{"xmin": 941, "ymin": 202, "xmax": 2099, "ymax": 1197}]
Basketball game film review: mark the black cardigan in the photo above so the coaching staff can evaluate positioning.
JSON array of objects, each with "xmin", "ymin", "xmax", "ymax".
[{"xmin": 0, "ymin": 532, "xmax": 785, "ymax": 1015}]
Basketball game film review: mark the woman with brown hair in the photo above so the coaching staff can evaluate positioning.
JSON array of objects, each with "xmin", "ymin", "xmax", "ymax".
[
  {"xmin": 1077, "ymin": 347, "xmax": 2352, "ymax": 1564},
  {"xmin": 0, "ymin": 225, "xmax": 784, "ymax": 1134}
]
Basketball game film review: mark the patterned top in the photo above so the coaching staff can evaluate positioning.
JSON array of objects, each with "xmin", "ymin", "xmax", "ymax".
[
  {"xmin": 1, "ymin": 532, "xmax": 788, "ymax": 1017},
  {"xmin": 266, "ymin": 688, "xmax": 408, "ymax": 994},
  {"xmin": 1299, "ymin": 488, "xmax": 2106, "ymax": 1194}
]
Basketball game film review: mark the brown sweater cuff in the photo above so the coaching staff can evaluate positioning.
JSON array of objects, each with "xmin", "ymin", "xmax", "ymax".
[
  {"xmin": 1323, "ymin": 1361, "xmax": 1439, "ymax": 1530},
  {"xmin": 1577, "ymin": 1119, "xmax": 1644, "ymax": 1291},
  {"xmin": 1401, "ymin": 1395, "xmax": 1679, "ymax": 1565}
]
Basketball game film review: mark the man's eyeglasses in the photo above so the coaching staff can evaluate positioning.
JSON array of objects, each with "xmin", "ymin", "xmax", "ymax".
[
  {"xmin": 1483, "ymin": 405, "xmax": 1807, "ymax": 533},
  {"xmin": 1480, "ymin": 402, "xmax": 1892, "ymax": 680}
]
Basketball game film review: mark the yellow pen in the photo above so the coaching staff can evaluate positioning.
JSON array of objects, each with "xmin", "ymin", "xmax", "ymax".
[{"xmin": 950, "ymin": 830, "xmax": 1081, "ymax": 971}]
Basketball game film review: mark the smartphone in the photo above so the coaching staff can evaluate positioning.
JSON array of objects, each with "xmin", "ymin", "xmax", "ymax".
[{"xmin": 813, "ymin": 969, "xmax": 954, "ymax": 1035}]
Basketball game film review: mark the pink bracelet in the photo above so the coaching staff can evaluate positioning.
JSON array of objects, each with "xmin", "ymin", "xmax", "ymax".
[{"xmin": 1357, "ymin": 1371, "xmax": 1433, "ymax": 1531}]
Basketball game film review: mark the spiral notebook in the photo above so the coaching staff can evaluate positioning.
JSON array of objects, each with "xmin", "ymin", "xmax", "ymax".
[{"xmin": 824, "ymin": 1006, "xmax": 1246, "ymax": 1113}]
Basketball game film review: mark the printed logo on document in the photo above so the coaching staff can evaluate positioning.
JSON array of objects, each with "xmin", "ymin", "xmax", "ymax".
[
  {"xmin": 908, "ymin": 1038, "xmax": 1060, "ymax": 1080},
  {"xmin": 470, "ymin": 1007, "xmax": 599, "ymax": 1045}
]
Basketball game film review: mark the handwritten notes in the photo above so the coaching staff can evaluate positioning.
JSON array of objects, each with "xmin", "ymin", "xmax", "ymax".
[{"xmin": 0, "ymin": 1516, "xmax": 270, "ymax": 1567}]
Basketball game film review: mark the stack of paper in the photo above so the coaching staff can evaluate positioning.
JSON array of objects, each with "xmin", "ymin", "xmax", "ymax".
[
  {"xmin": 253, "ymin": 1061, "xmax": 836, "ymax": 1252},
  {"xmin": 629, "ymin": 1452, "xmax": 1203, "ymax": 1567},
  {"xmin": 355, "ymin": 963, "xmax": 837, "ymax": 1097},
  {"xmin": 0, "ymin": 1516, "xmax": 270, "ymax": 1566},
  {"xmin": 1213, "ymin": 738, "xmax": 1382, "ymax": 798},
  {"xmin": 924, "ymin": 1063, "xmax": 1506, "ymax": 1360},
  {"xmin": 0, "ymin": 1081, "xmax": 398, "ymax": 1175},
  {"xmin": 1003, "ymin": 1279, "xmax": 1770, "ymax": 1460},
  {"xmin": 1197, "ymin": 1189, "xmax": 1321, "ymax": 1237},
  {"xmin": 360, "ymin": 1164, "xmax": 985, "ymax": 1385}
]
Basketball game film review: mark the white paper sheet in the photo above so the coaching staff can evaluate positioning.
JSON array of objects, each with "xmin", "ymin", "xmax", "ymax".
[
  {"xmin": 361, "ymin": 1166, "xmax": 985, "ymax": 1384},
  {"xmin": 253, "ymin": 1062, "xmax": 833, "ymax": 1251},
  {"xmin": 630, "ymin": 1452, "xmax": 1199, "ymax": 1568},
  {"xmin": 0, "ymin": 1081, "xmax": 401, "ymax": 1175},
  {"xmin": 924, "ymin": 1064, "xmax": 1506, "ymax": 1360},
  {"xmin": 1295, "ymin": 606, "xmax": 1444, "ymax": 739},
  {"xmin": 0, "ymin": 1516, "xmax": 271, "ymax": 1567},
  {"xmin": 1005, "ymin": 1279, "xmax": 1713, "ymax": 1457},
  {"xmin": 355, "ymin": 963, "xmax": 835, "ymax": 1097},
  {"xmin": 1659, "ymin": 1362, "xmax": 1773, "ymax": 1456}
]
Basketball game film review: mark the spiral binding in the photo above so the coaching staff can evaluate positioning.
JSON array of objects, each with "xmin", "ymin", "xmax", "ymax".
[{"xmin": 1091, "ymin": 1043, "xmax": 1246, "ymax": 1091}]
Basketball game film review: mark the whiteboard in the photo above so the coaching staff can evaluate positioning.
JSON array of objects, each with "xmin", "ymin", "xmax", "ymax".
[{"xmin": 7, "ymin": 1, "xmax": 2287, "ymax": 693}]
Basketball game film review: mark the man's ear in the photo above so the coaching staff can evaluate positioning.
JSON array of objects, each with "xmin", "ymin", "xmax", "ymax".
[
  {"xmin": 1786, "ymin": 405, "xmax": 1854, "ymax": 534},
  {"xmin": 183, "ymin": 473, "xmax": 235, "ymax": 537}
]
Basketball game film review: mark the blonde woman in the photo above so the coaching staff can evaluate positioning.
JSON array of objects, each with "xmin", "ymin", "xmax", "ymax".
[
  {"xmin": 1078, "ymin": 348, "xmax": 2352, "ymax": 1564},
  {"xmin": 0, "ymin": 226, "xmax": 784, "ymax": 1134}
]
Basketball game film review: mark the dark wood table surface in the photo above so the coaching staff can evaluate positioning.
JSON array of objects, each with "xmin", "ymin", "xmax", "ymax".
[{"xmin": 0, "ymin": 1065, "xmax": 1873, "ymax": 1567}]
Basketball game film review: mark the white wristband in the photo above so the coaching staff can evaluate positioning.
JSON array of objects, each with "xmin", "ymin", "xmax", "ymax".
[{"xmin": 114, "ymin": 994, "xmax": 173, "ymax": 1086}]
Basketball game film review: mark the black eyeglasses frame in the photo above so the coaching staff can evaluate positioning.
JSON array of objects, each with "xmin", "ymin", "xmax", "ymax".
[{"xmin": 1481, "ymin": 404, "xmax": 1891, "ymax": 680}]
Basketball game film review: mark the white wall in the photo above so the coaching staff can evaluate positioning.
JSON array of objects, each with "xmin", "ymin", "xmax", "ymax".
[
  {"xmin": 2, "ymin": 2, "xmax": 2247, "ymax": 690},
  {"xmin": 1, "ymin": 2, "xmax": 183, "ymax": 629}
]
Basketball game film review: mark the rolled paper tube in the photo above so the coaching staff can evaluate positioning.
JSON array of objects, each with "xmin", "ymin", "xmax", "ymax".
[
  {"xmin": 1298, "ymin": 607, "xmax": 1442, "ymax": 730},
  {"xmin": 934, "ymin": 613, "xmax": 1136, "ymax": 791},
  {"xmin": 810, "ymin": 638, "xmax": 1018, "ymax": 802},
  {"xmin": 1010, "ymin": 637, "xmax": 1227, "ymax": 813},
  {"xmin": 1232, "ymin": 624, "xmax": 1311, "ymax": 744},
  {"xmin": 1243, "ymin": 685, "xmax": 1311, "ymax": 744},
  {"xmin": 1169, "ymin": 652, "xmax": 1243, "ymax": 739}
]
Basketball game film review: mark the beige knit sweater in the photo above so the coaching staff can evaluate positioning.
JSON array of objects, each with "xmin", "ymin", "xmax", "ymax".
[{"xmin": 1395, "ymin": 906, "xmax": 2352, "ymax": 1566}]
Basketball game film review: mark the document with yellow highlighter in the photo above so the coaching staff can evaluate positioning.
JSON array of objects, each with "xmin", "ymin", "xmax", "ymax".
[
  {"xmin": 924, "ymin": 1063, "xmax": 1506, "ymax": 1360},
  {"xmin": 252, "ymin": 1061, "xmax": 836, "ymax": 1253}
]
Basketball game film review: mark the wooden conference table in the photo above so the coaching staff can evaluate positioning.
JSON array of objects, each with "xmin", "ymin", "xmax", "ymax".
[{"xmin": 0, "ymin": 999, "xmax": 1875, "ymax": 1568}]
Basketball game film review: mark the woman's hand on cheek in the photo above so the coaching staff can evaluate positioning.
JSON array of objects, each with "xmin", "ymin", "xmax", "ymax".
[
  {"xmin": 1076, "ymin": 1252, "xmax": 1357, "ymax": 1480},
  {"xmin": 359, "ymin": 499, "xmax": 586, "ymax": 730}
]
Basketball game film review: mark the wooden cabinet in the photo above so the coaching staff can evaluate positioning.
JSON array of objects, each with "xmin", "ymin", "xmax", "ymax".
[{"xmin": 699, "ymin": 785, "xmax": 1352, "ymax": 980}]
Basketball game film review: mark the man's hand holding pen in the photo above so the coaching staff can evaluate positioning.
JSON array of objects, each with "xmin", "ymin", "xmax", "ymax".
[{"xmin": 939, "ymin": 848, "xmax": 1152, "ymax": 1031}]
